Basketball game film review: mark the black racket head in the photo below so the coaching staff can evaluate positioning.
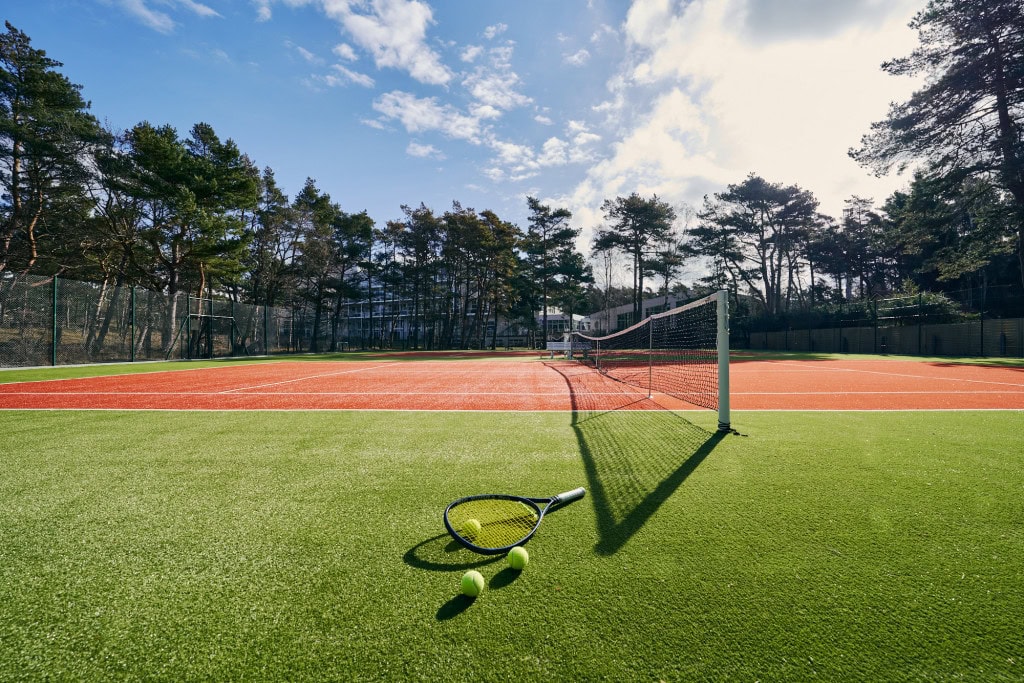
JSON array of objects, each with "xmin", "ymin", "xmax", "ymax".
[{"xmin": 444, "ymin": 494, "xmax": 543, "ymax": 555}]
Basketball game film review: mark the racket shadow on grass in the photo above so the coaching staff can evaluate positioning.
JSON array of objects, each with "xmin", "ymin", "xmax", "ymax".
[
  {"xmin": 546, "ymin": 361, "xmax": 728, "ymax": 555},
  {"xmin": 403, "ymin": 533, "xmax": 503, "ymax": 573}
]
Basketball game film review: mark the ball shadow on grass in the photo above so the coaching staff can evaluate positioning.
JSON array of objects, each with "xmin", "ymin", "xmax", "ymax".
[
  {"xmin": 487, "ymin": 566, "xmax": 521, "ymax": 590},
  {"xmin": 436, "ymin": 594, "xmax": 476, "ymax": 620}
]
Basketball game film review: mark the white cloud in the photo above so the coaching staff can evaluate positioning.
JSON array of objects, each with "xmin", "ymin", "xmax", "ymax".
[
  {"xmin": 510, "ymin": 170, "xmax": 540, "ymax": 182},
  {"xmin": 296, "ymin": 45, "xmax": 324, "ymax": 65},
  {"xmin": 491, "ymin": 140, "xmax": 535, "ymax": 168},
  {"xmin": 178, "ymin": 0, "xmax": 220, "ymax": 18},
  {"xmin": 361, "ymin": 118, "xmax": 389, "ymax": 130},
  {"xmin": 325, "ymin": 0, "xmax": 453, "ymax": 85},
  {"xmin": 567, "ymin": 120, "xmax": 589, "ymax": 134},
  {"xmin": 463, "ymin": 67, "xmax": 531, "ymax": 112},
  {"xmin": 483, "ymin": 167, "xmax": 506, "ymax": 182},
  {"xmin": 483, "ymin": 123, "xmax": 603, "ymax": 182},
  {"xmin": 591, "ymin": 23, "xmax": 617, "ymax": 43},
  {"xmin": 538, "ymin": 137, "xmax": 569, "ymax": 166},
  {"xmin": 327, "ymin": 64, "xmax": 375, "ymax": 87},
  {"xmin": 461, "ymin": 45, "xmax": 484, "ymax": 62},
  {"xmin": 574, "ymin": 131, "xmax": 601, "ymax": 147},
  {"xmin": 373, "ymin": 91, "xmax": 483, "ymax": 143},
  {"xmin": 465, "ymin": 44, "xmax": 533, "ymax": 118},
  {"xmin": 407, "ymin": 142, "xmax": 445, "ymax": 159},
  {"xmin": 115, "ymin": 0, "xmax": 223, "ymax": 30},
  {"xmin": 535, "ymin": 115, "xmax": 554, "ymax": 125},
  {"xmin": 564, "ymin": 49, "xmax": 591, "ymax": 66},
  {"xmin": 333, "ymin": 43, "xmax": 358, "ymax": 61},
  {"xmin": 470, "ymin": 103, "xmax": 502, "ymax": 120},
  {"xmin": 116, "ymin": 0, "xmax": 175, "ymax": 32},
  {"xmin": 489, "ymin": 45, "xmax": 515, "ymax": 68},
  {"xmin": 483, "ymin": 23, "xmax": 508, "ymax": 40},
  {"xmin": 564, "ymin": 0, "xmax": 925, "ymax": 235}
]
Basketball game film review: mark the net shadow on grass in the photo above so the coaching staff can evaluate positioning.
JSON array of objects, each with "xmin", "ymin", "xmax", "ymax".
[{"xmin": 546, "ymin": 361, "xmax": 726, "ymax": 555}]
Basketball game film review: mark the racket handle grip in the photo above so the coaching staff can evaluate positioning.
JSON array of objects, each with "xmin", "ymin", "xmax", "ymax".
[{"xmin": 555, "ymin": 487, "xmax": 586, "ymax": 505}]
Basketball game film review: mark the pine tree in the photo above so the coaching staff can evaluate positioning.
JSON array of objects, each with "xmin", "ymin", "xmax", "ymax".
[
  {"xmin": 1, "ymin": 21, "xmax": 103, "ymax": 273},
  {"xmin": 851, "ymin": 0, "xmax": 1024, "ymax": 285}
]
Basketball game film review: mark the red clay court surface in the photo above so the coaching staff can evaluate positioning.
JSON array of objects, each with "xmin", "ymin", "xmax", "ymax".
[{"xmin": 1, "ymin": 357, "xmax": 1023, "ymax": 412}]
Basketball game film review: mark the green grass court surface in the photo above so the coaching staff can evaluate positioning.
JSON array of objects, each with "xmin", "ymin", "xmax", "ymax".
[{"xmin": 1, "ymin": 356, "xmax": 1023, "ymax": 680}]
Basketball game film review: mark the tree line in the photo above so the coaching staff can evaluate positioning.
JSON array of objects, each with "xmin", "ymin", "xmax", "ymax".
[
  {"xmin": 0, "ymin": 20, "xmax": 596, "ymax": 349},
  {"xmin": 3, "ymin": 0, "xmax": 1023, "ymax": 350}
]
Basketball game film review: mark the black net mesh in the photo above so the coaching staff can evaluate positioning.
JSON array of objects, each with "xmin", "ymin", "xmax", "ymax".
[{"xmin": 570, "ymin": 293, "xmax": 721, "ymax": 410}]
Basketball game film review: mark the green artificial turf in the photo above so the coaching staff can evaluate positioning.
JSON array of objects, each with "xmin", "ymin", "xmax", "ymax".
[{"xmin": 1, "ymin": 407, "xmax": 1022, "ymax": 681}]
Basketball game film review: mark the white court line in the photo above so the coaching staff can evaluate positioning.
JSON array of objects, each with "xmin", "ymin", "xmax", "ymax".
[
  {"xmin": 6, "ymin": 389, "xmax": 1021, "ymax": 397},
  {"xmin": 217, "ymin": 363, "xmax": 396, "ymax": 393},
  {"xmin": 768, "ymin": 361, "xmax": 1024, "ymax": 389},
  {"xmin": 733, "ymin": 390, "xmax": 1024, "ymax": 395},
  {"xmin": 0, "ymin": 390, "xmax": 579, "ymax": 397},
  {"xmin": 2, "ymin": 407, "xmax": 1022, "ymax": 413}
]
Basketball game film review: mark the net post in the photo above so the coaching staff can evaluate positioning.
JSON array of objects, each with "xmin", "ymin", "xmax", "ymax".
[
  {"xmin": 716, "ymin": 289, "xmax": 731, "ymax": 431},
  {"xmin": 647, "ymin": 319, "xmax": 654, "ymax": 399}
]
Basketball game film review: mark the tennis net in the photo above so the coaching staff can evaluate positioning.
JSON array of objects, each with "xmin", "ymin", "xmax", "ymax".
[{"xmin": 569, "ymin": 290, "xmax": 730, "ymax": 430}]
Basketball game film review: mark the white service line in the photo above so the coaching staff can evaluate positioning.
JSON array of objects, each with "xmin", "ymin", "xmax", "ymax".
[
  {"xmin": 734, "ymin": 390, "xmax": 1024, "ymax": 395},
  {"xmin": 0, "ymin": 390, "xmax": 583, "ymax": 397},
  {"xmin": 217, "ymin": 363, "xmax": 396, "ymax": 393},
  {"xmin": 770, "ymin": 361, "xmax": 1024, "ymax": 389}
]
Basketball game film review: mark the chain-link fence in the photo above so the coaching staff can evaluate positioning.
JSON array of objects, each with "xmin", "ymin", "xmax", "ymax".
[
  {"xmin": 734, "ymin": 287, "xmax": 1024, "ymax": 357},
  {"xmin": 0, "ymin": 273, "xmax": 336, "ymax": 368}
]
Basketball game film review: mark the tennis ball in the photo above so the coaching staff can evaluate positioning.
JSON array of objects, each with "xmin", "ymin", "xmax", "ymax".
[
  {"xmin": 463, "ymin": 518, "xmax": 482, "ymax": 537},
  {"xmin": 507, "ymin": 546, "xmax": 529, "ymax": 571},
  {"xmin": 461, "ymin": 570, "xmax": 485, "ymax": 598}
]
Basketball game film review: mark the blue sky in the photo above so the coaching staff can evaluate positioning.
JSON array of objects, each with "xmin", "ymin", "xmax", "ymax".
[{"xmin": 7, "ymin": 0, "xmax": 925, "ymax": 271}]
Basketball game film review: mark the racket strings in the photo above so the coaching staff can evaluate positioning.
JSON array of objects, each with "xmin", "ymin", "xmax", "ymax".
[{"xmin": 447, "ymin": 498, "xmax": 540, "ymax": 550}]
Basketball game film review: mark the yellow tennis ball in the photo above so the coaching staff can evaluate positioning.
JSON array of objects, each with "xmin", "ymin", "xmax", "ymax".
[
  {"xmin": 463, "ymin": 518, "xmax": 482, "ymax": 537},
  {"xmin": 461, "ymin": 570, "xmax": 485, "ymax": 597},
  {"xmin": 507, "ymin": 546, "xmax": 529, "ymax": 571}
]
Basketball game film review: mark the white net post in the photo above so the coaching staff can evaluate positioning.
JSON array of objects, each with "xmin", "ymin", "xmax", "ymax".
[
  {"xmin": 716, "ymin": 289, "xmax": 731, "ymax": 431},
  {"xmin": 647, "ymin": 320, "xmax": 654, "ymax": 399}
]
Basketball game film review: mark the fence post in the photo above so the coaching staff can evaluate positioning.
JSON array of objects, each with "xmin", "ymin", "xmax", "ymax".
[
  {"xmin": 51, "ymin": 276, "xmax": 58, "ymax": 366},
  {"xmin": 918, "ymin": 292, "xmax": 923, "ymax": 355},
  {"xmin": 979, "ymin": 292, "xmax": 985, "ymax": 357},
  {"xmin": 872, "ymin": 299, "xmax": 878, "ymax": 354},
  {"xmin": 130, "ymin": 286, "xmax": 136, "ymax": 363},
  {"xmin": 265, "ymin": 304, "xmax": 271, "ymax": 356},
  {"xmin": 206, "ymin": 295, "xmax": 214, "ymax": 359},
  {"xmin": 186, "ymin": 294, "xmax": 192, "ymax": 360}
]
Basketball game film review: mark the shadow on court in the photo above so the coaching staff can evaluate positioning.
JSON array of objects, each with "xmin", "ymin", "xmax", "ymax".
[{"xmin": 546, "ymin": 361, "xmax": 727, "ymax": 555}]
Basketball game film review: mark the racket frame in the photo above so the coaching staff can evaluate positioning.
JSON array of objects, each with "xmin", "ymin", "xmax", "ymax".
[{"xmin": 443, "ymin": 487, "xmax": 585, "ymax": 555}]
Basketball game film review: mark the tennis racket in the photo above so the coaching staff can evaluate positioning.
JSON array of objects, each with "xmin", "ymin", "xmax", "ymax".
[{"xmin": 443, "ymin": 487, "xmax": 586, "ymax": 554}]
